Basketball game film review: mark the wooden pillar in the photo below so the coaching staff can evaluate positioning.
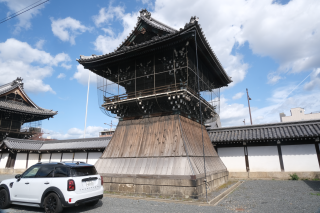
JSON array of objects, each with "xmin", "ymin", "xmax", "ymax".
[
  {"xmin": 26, "ymin": 152, "xmax": 29, "ymax": 168},
  {"xmin": 315, "ymin": 140, "xmax": 320, "ymax": 169},
  {"xmin": 86, "ymin": 152, "xmax": 89, "ymax": 164},
  {"xmin": 244, "ymin": 143, "xmax": 250, "ymax": 172},
  {"xmin": 277, "ymin": 141, "xmax": 285, "ymax": 172}
]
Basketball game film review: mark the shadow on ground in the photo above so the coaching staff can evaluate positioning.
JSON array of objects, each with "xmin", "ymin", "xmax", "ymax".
[
  {"xmin": 302, "ymin": 180, "xmax": 320, "ymax": 192},
  {"xmin": 0, "ymin": 200, "xmax": 103, "ymax": 213}
]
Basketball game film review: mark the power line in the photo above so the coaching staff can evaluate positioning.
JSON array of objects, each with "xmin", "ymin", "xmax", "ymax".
[
  {"xmin": 0, "ymin": 0, "xmax": 50, "ymax": 25},
  {"xmin": 0, "ymin": 0, "xmax": 43, "ymax": 22}
]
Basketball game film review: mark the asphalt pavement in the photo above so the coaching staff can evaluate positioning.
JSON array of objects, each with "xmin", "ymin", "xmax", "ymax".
[{"xmin": 0, "ymin": 177, "xmax": 319, "ymax": 213}]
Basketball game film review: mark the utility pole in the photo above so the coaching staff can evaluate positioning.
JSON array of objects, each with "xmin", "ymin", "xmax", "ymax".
[
  {"xmin": 246, "ymin": 88, "xmax": 253, "ymax": 125},
  {"xmin": 84, "ymin": 72, "xmax": 90, "ymax": 138}
]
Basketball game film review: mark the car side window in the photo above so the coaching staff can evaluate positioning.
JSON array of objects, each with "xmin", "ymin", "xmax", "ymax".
[
  {"xmin": 54, "ymin": 167, "xmax": 69, "ymax": 177},
  {"xmin": 22, "ymin": 166, "xmax": 41, "ymax": 178},
  {"xmin": 35, "ymin": 165, "xmax": 55, "ymax": 178}
]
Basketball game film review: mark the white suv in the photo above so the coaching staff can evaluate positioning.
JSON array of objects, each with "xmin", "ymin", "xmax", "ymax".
[{"xmin": 0, "ymin": 162, "xmax": 104, "ymax": 213}]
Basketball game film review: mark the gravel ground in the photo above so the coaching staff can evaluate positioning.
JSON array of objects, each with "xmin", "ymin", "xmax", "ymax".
[
  {"xmin": 0, "ymin": 180, "xmax": 320, "ymax": 213},
  {"xmin": 218, "ymin": 180, "xmax": 320, "ymax": 213},
  {"xmin": 0, "ymin": 175, "xmax": 15, "ymax": 182}
]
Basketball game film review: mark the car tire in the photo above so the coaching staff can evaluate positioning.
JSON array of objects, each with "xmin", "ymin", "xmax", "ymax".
[
  {"xmin": 0, "ymin": 188, "xmax": 11, "ymax": 209},
  {"xmin": 44, "ymin": 192, "xmax": 63, "ymax": 213},
  {"xmin": 85, "ymin": 199, "xmax": 99, "ymax": 206}
]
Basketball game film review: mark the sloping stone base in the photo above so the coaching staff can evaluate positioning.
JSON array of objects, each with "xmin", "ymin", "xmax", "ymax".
[{"xmin": 102, "ymin": 170, "xmax": 228, "ymax": 199}]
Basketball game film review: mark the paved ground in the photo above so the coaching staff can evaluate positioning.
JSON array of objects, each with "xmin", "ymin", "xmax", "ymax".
[{"xmin": 0, "ymin": 178, "xmax": 320, "ymax": 213}]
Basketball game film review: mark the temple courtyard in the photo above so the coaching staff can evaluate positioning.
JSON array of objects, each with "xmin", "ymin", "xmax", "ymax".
[{"xmin": 1, "ymin": 175, "xmax": 319, "ymax": 213}]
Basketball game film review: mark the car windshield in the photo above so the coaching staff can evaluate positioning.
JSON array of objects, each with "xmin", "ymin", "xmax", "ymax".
[
  {"xmin": 70, "ymin": 166, "xmax": 97, "ymax": 177},
  {"xmin": 22, "ymin": 165, "xmax": 41, "ymax": 178}
]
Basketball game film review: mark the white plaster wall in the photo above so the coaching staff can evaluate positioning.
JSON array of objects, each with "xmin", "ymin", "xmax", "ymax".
[
  {"xmin": 50, "ymin": 153, "xmax": 62, "ymax": 162},
  {"xmin": 27, "ymin": 154, "xmax": 39, "ymax": 168},
  {"xmin": 0, "ymin": 153, "xmax": 9, "ymax": 168},
  {"xmin": 282, "ymin": 144, "xmax": 320, "ymax": 171},
  {"xmin": 87, "ymin": 152, "xmax": 102, "ymax": 165},
  {"xmin": 247, "ymin": 146, "xmax": 281, "ymax": 172},
  {"xmin": 40, "ymin": 154, "xmax": 51, "ymax": 162},
  {"xmin": 62, "ymin": 153, "xmax": 74, "ymax": 162},
  {"xmin": 74, "ymin": 152, "xmax": 87, "ymax": 162},
  {"xmin": 218, "ymin": 147, "xmax": 246, "ymax": 172},
  {"xmin": 14, "ymin": 153, "xmax": 27, "ymax": 169}
]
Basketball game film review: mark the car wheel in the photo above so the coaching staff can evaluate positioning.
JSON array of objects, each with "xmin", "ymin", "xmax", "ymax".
[
  {"xmin": 85, "ymin": 199, "xmax": 99, "ymax": 206},
  {"xmin": 44, "ymin": 192, "xmax": 63, "ymax": 213},
  {"xmin": 0, "ymin": 189, "xmax": 10, "ymax": 209}
]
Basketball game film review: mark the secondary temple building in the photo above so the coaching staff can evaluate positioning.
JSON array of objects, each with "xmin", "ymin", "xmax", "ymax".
[
  {"xmin": 0, "ymin": 78, "xmax": 111, "ymax": 173},
  {"xmin": 0, "ymin": 78, "xmax": 57, "ymax": 141},
  {"xmin": 77, "ymin": 9, "xmax": 232, "ymax": 198}
]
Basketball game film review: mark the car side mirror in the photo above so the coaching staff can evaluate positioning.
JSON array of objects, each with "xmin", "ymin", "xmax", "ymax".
[{"xmin": 15, "ymin": 174, "xmax": 21, "ymax": 181}]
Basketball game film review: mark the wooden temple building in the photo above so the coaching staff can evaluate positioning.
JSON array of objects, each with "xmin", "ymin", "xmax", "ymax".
[
  {"xmin": 77, "ymin": 9, "xmax": 232, "ymax": 198},
  {"xmin": 0, "ymin": 78, "xmax": 57, "ymax": 141},
  {"xmin": 0, "ymin": 78, "xmax": 112, "ymax": 173}
]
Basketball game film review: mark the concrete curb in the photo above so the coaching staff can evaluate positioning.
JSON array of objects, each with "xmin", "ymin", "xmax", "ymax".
[{"xmin": 209, "ymin": 180, "xmax": 243, "ymax": 206}]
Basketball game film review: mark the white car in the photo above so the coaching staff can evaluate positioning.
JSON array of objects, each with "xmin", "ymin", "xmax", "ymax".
[{"xmin": 0, "ymin": 162, "xmax": 104, "ymax": 213}]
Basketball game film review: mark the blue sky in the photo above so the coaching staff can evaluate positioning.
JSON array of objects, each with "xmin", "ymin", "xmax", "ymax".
[{"xmin": 0, "ymin": 0, "xmax": 319, "ymax": 139}]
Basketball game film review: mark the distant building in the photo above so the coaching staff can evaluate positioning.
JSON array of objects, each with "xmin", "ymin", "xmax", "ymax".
[
  {"xmin": 0, "ymin": 78, "xmax": 57, "ymax": 141},
  {"xmin": 280, "ymin": 107, "xmax": 320, "ymax": 122},
  {"xmin": 99, "ymin": 129, "xmax": 115, "ymax": 137}
]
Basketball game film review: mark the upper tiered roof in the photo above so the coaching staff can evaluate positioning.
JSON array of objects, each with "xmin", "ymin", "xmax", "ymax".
[
  {"xmin": 77, "ymin": 9, "xmax": 232, "ymax": 87},
  {"xmin": 0, "ymin": 78, "xmax": 57, "ymax": 117}
]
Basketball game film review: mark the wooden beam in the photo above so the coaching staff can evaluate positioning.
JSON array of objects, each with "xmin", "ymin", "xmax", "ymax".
[
  {"xmin": 277, "ymin": 144, "xmax": 285, "ymax": 172},
  {"xmin": 244, "ymin": 144, "xmax": 250, "ymax": 172},
  {"xmin": 26, "ymin": 152, "xmax": 29, "ymax": 169},
  {"xmin": 315, "ymin": 143, "xmax": 320, "ymax": 169}
]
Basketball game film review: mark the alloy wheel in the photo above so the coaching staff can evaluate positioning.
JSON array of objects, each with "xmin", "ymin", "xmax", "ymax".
[
  {"xmin": 45, "ymin": 195, "xmax": 57, "ymax": 213},
  {"xmin": 0, "ymin": 191, "xmax": 5, "ymax": 207}
]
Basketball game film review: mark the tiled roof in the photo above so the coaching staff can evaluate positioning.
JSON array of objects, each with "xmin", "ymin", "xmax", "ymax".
[
  {"xmin": 0, "ymin": 78, "xmax": 57, "ymax": 116},
  {"xmin": 77, "ymin": 11, "xmax": 231, "ymax": 84},
  {"xmin": 208, "ymin": 119, "xmax": 320, "ymax": 143},
  {"xmin": 0, "ymin": 100, "xmax": 57, "ymax": 116},
  {"xmin": 1, "ymin": 137, "xmax": 111, "ymax": 151}
]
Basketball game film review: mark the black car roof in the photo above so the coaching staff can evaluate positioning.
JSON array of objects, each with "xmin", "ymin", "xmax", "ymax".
[{"xmin": 36, "ymin": 162, "xmax": 94, "ymax": 168}]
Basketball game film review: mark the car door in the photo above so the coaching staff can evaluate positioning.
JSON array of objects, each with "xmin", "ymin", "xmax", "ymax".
[
  {"xmin": 27, "ymin": 164, "xmax": 55, "ymax": 203},
  {"xmin": 10, "ymin": 165, "xmax": 41, "ymax": 203}
]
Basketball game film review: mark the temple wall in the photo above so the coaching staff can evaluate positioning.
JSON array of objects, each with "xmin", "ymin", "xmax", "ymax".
[
  {"xmin": 217, "ymin": 143, "xmax": 320, "ymax": 179},
  {"xmin": 0, "ymin": 151, "xmax": 103, "ymax": 174},
  {"xmin": 14, "ymin": 153, "xmax": 27, "ymax": 169},
  {"xmin": 27, "ymin": 154, "xmax": 39, "ymax": 168},
  {"xmin": 281, "ymin": 144, "xmax": 320, "ymax": 172},
  {"xmin": 40, "ymin": 154, "xmax": 51, "ymax": 162},
  {"xmin": 218, "ymin": 147, "xmax": 246, "ymax": 172},
  {"xmin": 247, "ymin": 146, "xmax": 281, "ymax": 172}
]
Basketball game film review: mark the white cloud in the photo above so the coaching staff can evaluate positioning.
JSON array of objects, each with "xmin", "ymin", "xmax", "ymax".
[
  {"xmin": 232, "ymin": 92, "xmax": 244, "ymax": 100},
  {"xmin": 91, "ymin": 0, "xmax": 320, "ymax": 87},
  {"xmin": 51, "ymin": 17, "xmax": 90, "ymax": 45},
  {"xmin": 61, "ymin": 63, "xmax": 72, "ymax": 70},
  {"xmin": 43, "ymin": 126, "xmax": 104, "ymax": 140},
  {"xmin": 304, "ymin": 68, "xmax": 320, "ymax": 91},
  {"xmin": 57, "ymin": 73, "xmax": 66, "ymax": 79},
  {"xmin": 0, "ymin": 0, "xmax": 47, "ymax": 33},
  {"xmin": 35, "ymin": 39, "xmax": 45, "ymax": 49},
  {"xmin": 220, "ymin": 83, "xmax": 320, "ymax": 127},
  {"xmin": 0, "ymin": 38, "xmax": 71, "ymax": 93},
  {"xmin": 93, "ymin": 5, "xmax": 138, "ymax": 54},
  {"xmin": 92, "ymin": 5, "xmax": 124, "ymax": 27},
  {"xmin": 72, "ymin": 64, "xmax": 97, "ymax": 85},
  {"xmin": 267, "ymin": 72, "xmax": 283, "ymax": 84}
]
